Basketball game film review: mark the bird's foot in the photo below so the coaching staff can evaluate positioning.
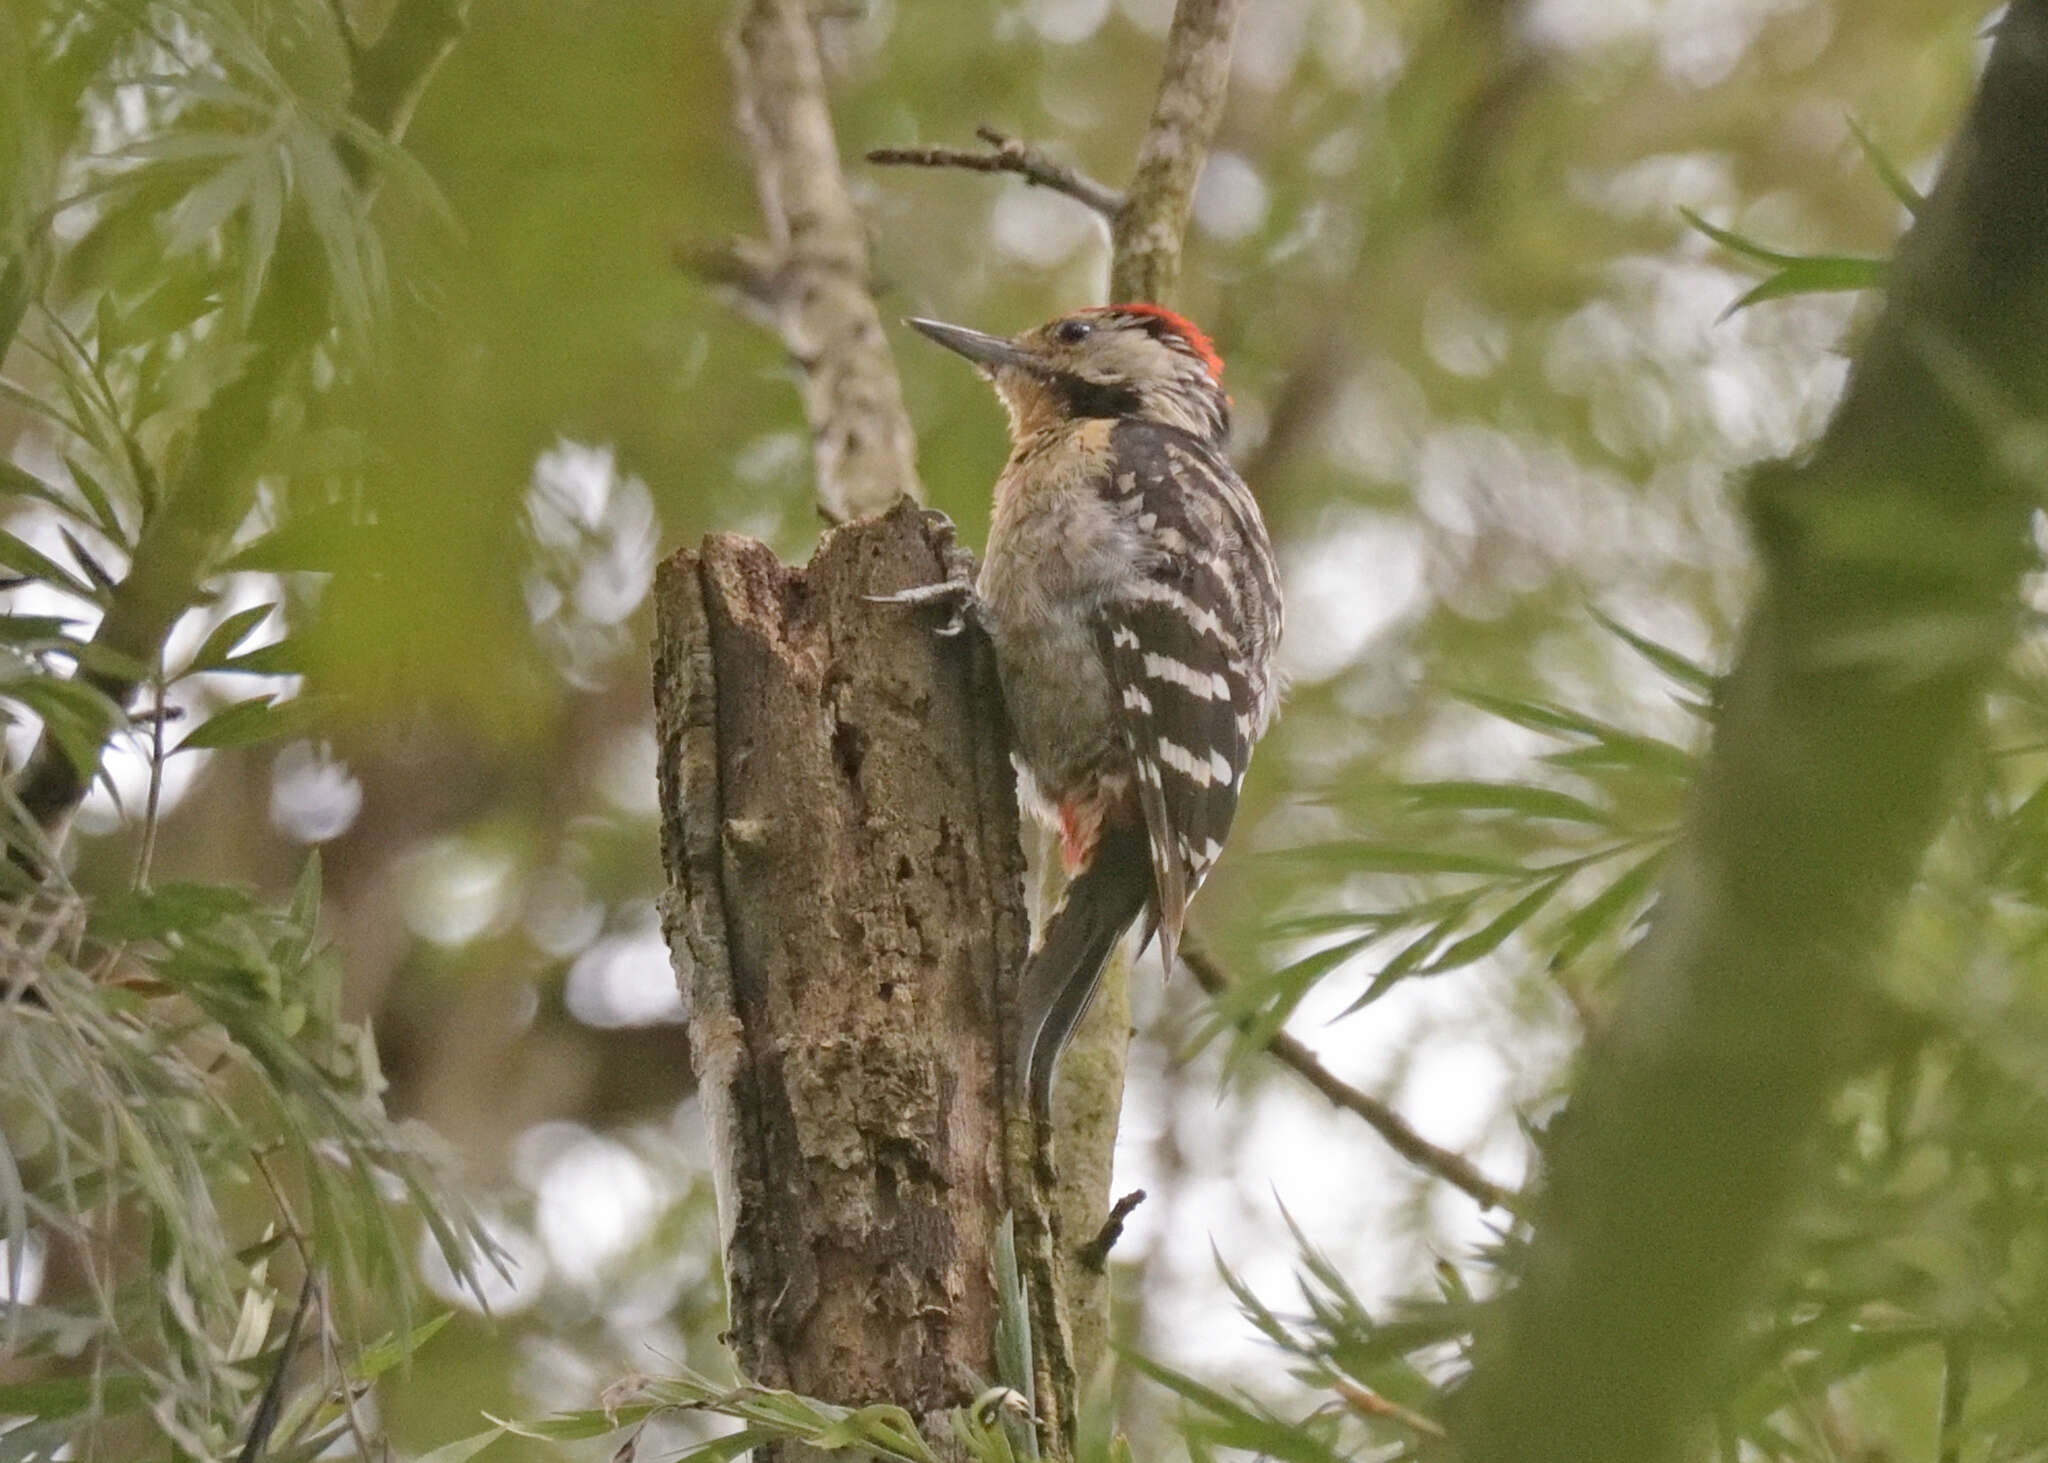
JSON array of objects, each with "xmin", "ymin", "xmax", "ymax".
[{"xmin": 865, "ymin": 577, "xmax": 985, "ymax": 638}]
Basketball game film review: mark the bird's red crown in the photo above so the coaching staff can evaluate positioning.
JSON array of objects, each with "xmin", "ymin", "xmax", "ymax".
[{"xmin": 1092, "ymin": 303, "xmax": 1225, "ymax": 382}]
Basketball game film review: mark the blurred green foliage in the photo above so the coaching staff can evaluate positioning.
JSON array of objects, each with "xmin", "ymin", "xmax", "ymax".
[{"xmin": 2, "ymin": 0, "xmax": 2040, "ymax": 1459}]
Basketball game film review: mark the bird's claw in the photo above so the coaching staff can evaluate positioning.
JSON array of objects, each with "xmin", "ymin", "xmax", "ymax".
[{"xmin": 865, "ymin": 578, "xmax": 984, "ymax": 638}]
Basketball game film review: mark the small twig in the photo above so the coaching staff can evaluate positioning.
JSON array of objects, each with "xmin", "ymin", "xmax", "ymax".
[
  {"xmin": 1076, "ymin": 1187, "xmax": 1147, "ymax": 1272},
  {"xmin": 865, "ymin": 126, "xmax": 1123, "ymax": 220},
  {"xmin": 1939, "ymin": 1334, "xmax": 1971, "ymax": 1463},
  {"xmin": 131, "ymin": 652, "xmax": 167, "ymax": 891},
  {"xmin": 1179, "ymin": 943, "xmax": 1519, "ymax": 1214},
  {"xmin": 234, "ymin": 1270, "xmax": 318, "ymax": 1463},
  {"xmin": 677, "ymin": 237, "xmax": 786, "ymax": 325},
  {"xmin": 1331, "ymin": 1375, "xmax": 1447, "ymax": 1439}
]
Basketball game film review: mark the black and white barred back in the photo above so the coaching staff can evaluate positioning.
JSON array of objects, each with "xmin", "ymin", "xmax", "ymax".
[
  {"xmin": 1096, "ymin": 417, "xmax": 1281, "ymax": 969},
  {"xmin": 896, "ymin": 303, "xmax": 1281, "ymax": 1118}
]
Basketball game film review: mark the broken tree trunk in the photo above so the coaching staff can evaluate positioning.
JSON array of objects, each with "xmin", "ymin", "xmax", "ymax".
[{"xmin": 653, "ymin": 503, "xmax": 1033, "ymax": 1439}]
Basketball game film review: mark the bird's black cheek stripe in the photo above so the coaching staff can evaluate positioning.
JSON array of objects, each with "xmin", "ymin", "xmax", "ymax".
[{"xmin": 1056, "ymin": 373, "xmax": 1144, "ymax": 419}]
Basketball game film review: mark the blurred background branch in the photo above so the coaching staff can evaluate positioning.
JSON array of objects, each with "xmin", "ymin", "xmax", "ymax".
[
  {"xmin": 12, "ymin": 0, "xmax": 467, "ymax": 851},
  {"xmin": 1109, "ymin": 0, "xmax": 1245, "ymax": 304},
  {"xmin": 868, "ymin": 126, "xmax": 1124, "ymax": 220},
  {"xmin": 1181, "ymin": 941, "xmax": 1517, "ymax": 1213},
  {"xmin": 724, "ymin": 0, "xmax": 919, "ymax": 521},
  {"xmin": 1457, "ymin": 3, "xmax": 2048, "ymax": 1457}
]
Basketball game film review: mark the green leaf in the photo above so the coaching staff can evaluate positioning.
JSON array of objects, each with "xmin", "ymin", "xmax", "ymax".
[
  {"xmin": 1723, "ymin": 255, "xmax": 1886, "ymax": 316},
  {"xmin": 216, "ymin": 637, "xmax": 304, "ymax": 676},
  {"xmin": 1417, "ymin": 873, "xmax": 1570, "ymax": 975},
  {"xmin": 1590, "ymin": 609, "xmax": 1720, "ymax": 696},
  {"xmin": 1846, "ymin": 116, "xmax": 1925, "ymax": 214},
  {"xmin": 1452, "ymin": 688, "xmax": 1616, "ymax": 741},
  {"xmin": 1551, "ymin": 854, "xmax": 1662, "ymax": 971},
  {"xmin": 186, "ymin": 603, "xmax": 277, "ymax": 674},
  {"xmin": 0, "ymin": 458, "xmax": 94, "ymax": 533},
  {"xmin": 490, "ymin": 1404, "xmax": 663, "ymax": 1442},
  {"xmin": 410, "ymin": 1427, "xmax": 508, "ymax": 1463},
  {"xmin": 1679, "ymin": 207, "xmax": 1887, "ymax": 315},
  {"xmin": 1541, "ymin": 734, "xmax": 1695, "ymax": 779},
  {"xmin": 351, "ymin": 1309, "xmax": 453, "ymax": 1381},
  {"xmin": 111, "ymin": 273, "xmax": 225, "ymax": 345},
  {"xmin": 59, "ymin": 454, "xmax": 124, "ymax": 543},
  {"xmin": 0, "ymin": 526, "xmax": 103, "ymax": 604},
  {"xmin": 0, "ymin": 1372, "xmax": 149, "ymax": 1417},
  {"xmin": 92, "ymin": 882, "xmax": 258, "ymax": 942},
  {"xmin": 1281, "ymin": 842, "xmax": 1527, "ymax": 878},
  {"xmin": 1679, "ymin": 208, "xmax": 1814, "ymax": 267},
  {"xmin": 177, "ymin": 693, "xmax": 327, "ymax": 751},
  {"xmin": 2, "ymin": 675, "xmax": 124, "ymax": 776},
  {"xmin": 1401, "ymin": 780, "xmax": 1613, "ymax": 826}
]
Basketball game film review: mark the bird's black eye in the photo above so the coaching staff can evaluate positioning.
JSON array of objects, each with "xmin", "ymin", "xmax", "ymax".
[{"xmin": 1053, "ymin": 319, "xmax": 1092, "ymax": 344}]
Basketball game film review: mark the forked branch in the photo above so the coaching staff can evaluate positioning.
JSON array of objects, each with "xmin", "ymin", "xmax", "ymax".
[
  {"xmin": 722, "ymin": 0, "xmax": 920, "ymax": 521},
  {"xmin": 1179, "ymin": 944, "xmax": 1518, "ymax": 1214},
  {"xmin": 867, "ymin": 126, "xmax": 1124, "ymax": 220}
]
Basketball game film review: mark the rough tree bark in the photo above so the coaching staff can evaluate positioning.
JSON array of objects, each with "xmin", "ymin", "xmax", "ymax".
[
  {"xmin": 661, "ymin": 0, "xmax": 1246, "ymax": 1450},
  {"xmin": 1457, "ymin": 4, "xmax": 2048, "ymax": 1459},
  {"xmin": 654, "ymin": 503, "xmax": 1026, "ymax": 1435}
]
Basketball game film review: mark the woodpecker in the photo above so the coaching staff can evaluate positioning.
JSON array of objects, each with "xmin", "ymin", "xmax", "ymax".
[{"xmin": 890, "ymin": 305, "xmax": 1282, "ymax": 1118}]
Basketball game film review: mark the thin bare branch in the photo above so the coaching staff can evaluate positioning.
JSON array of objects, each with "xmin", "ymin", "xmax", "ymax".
[
  {"xmin": 1075, "ymin": 1187, "xmax": 1147, "ymax": 1273},
  {"xmin": 1180, "ymin": 943, "xmax": 1519, "ymax": 1214},
  {"xmin": 727, "ymin": 0, "xmax": 920, "ymax": 522},
  {"xmin": 1110, "ymin": 0, "xmax": 1247, "ymax": 303},
  {"xmin": 678, "ymin": 237, "xmax": 786, "ymax": 326},
  {"xmin": 866, "ymin": 126, "xmax": 1123, "ymax": 220}
]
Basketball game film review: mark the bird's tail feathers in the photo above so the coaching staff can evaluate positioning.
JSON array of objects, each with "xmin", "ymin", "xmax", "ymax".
[{"xmin": 1016, "ymin": 824, "xmax": 1151, "ymax": 1118}]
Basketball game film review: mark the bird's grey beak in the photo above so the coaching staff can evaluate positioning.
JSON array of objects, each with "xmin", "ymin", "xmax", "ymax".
[{"xmin": 906, "ymin": 317, "xmax": 1033, "ymax": 370}]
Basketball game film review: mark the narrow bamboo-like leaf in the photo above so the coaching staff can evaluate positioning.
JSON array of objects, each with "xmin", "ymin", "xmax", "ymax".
[
  {"xmin": 489, "ymin": 1403, "xmax": 662, "ymax": 1441},
  {"xmin": 0, "ymin": 527, "xmax": 102, "ymax": 604},
  {"xmin": 0, "ymin": 378, "xmax": 87, "ymax": 441},
  {"xmin": 0, "ymin": 614, "xmax": 79, "ymax": 646},
  {"xmin": 671, "ymin": 1430, "xmax": 771, "ymax": 1463},
  {"xmin": 1846, "ymin": 116, "xmax": 1925, "ymax": 214},
  {"xmin": 1679, "ymin": 208, "xmax": 1813, "ymax": 266},
  {"xmin": 216, "ymin": 637, "xmax": 303, "ymax": 676},
  {"xmin": 1551, "ymin": 854, "xmax": 1662, "ymax": 970},
  {"xmin": 410, "ymin": 1427, "xmax": 508, "ymax": 1463},
  {"xmin": 0, "ymin": 459, "xmax": 94, "ymax": 531},
  {"xmin": 0, "ymin": 1372, "xmax": 150, "ymax": 1416},
  {"xmin": 1723, "ymin": 256, "xmax": 1886, "ymax": 317},
  {"xmin": 1417, "ymin": 873, "xmax": 1569, "ymax": 975},
  {"xmin": 178, "ymin": 694, "xmax": 284, "ymax": 751},
  {"xmin": 1281, "ymin": 842, "xmax": 1527, "ymax": 878},
  {"xmin": 1590, "ymin": 608, "xmax": 1720, "ymax": 695},
  {"xmin": 241, "ymin": 149, "xmax": 286, "ymax": 322},
  {"xmin": 1541, "ymin": 734, "xmax": 1695, "ymax": 778},
  {"xmin": 3, "ymin": 675, "xmax": 124, "ymax": 775},
  {"xmin": 1401, "ymin": 779, "xmax": 1613, "ymax": 826},
  {"xmin": 1224, "ymin": 932, "xmax": 1380, "ymax": 1062},
  {"xmin": 59, "ymin": 454, "xmax": 123, "ymax": 542},
  {"xmin": 1344, "ymin": 910, "xmax": 1471, "ymax": 1014},
  {"xmin": 57, "ymin": 528, "xmax": 116, "ymax": 596},
  {"xmin": 351, "ymin": 1309, "xmax": 453, "ymax": 1381},
  {"xmin": 991, "ymin": 1213, "xmax": 1037, "ymax": 1456},
  {"xmin": 113, "ymin": 272, "xmax": 225, "ymax": 345},
  {"xmin": 1452, "ymin": 688, "xmax": 1615, "ymax": 741},
  {"xmin": 186, "ymin": 603, "xmax": 277, "ymax": 674}
]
